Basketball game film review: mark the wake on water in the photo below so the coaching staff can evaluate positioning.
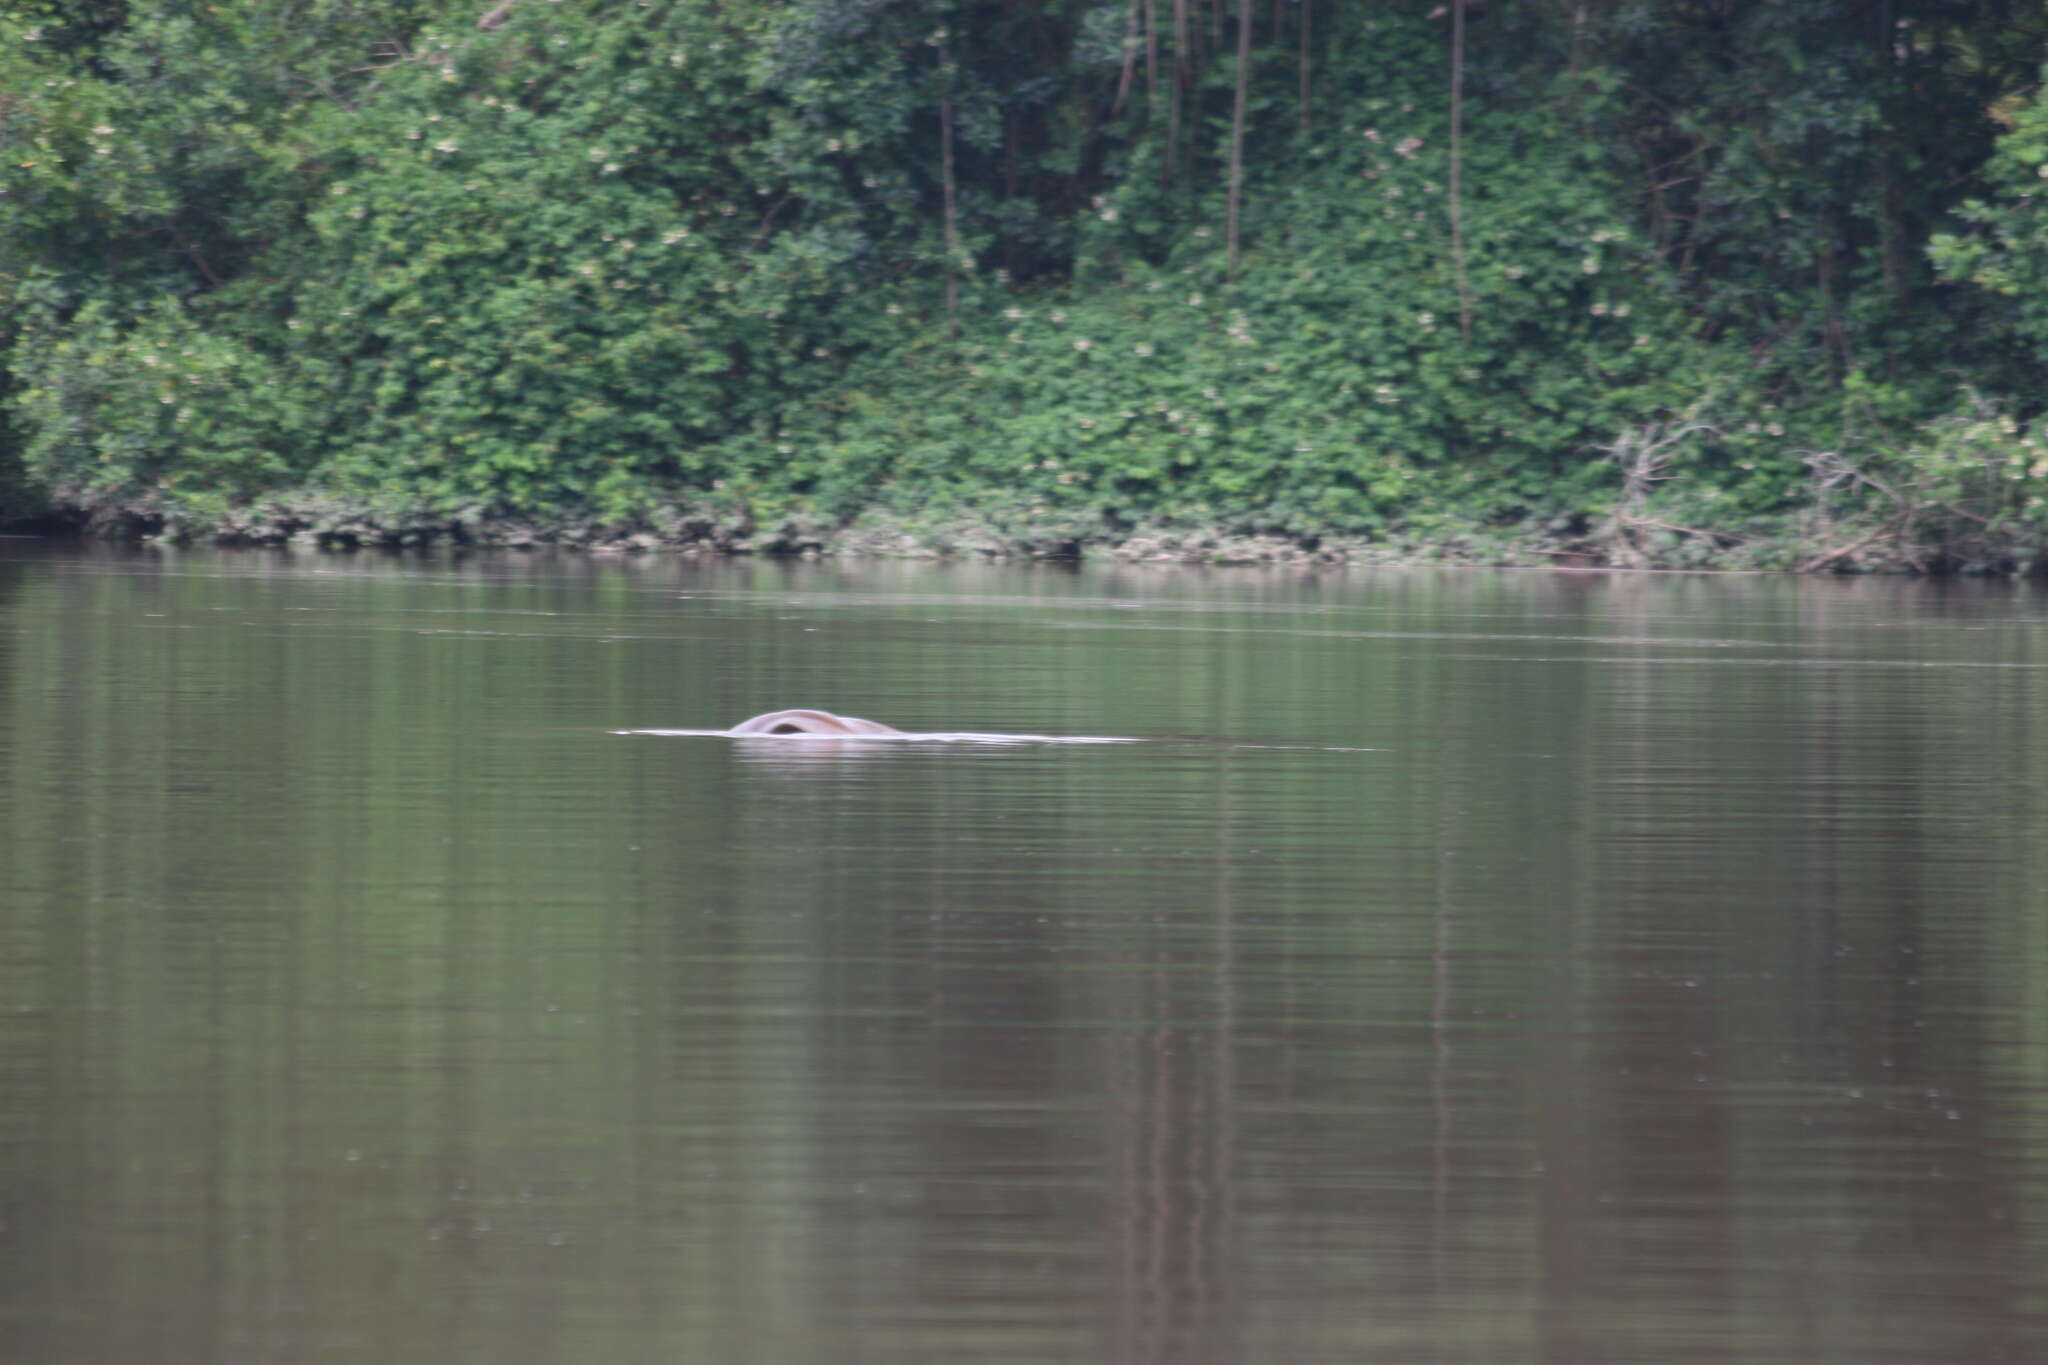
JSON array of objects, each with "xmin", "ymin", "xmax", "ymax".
[{"xmin": 612, "ymin": 728, "xmax": 1140, "ymax": 745}]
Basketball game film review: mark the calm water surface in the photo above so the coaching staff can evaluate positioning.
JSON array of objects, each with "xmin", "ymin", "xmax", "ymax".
[{"xmin": 2, "ymin": 541, "xmax": 2046, "ymax": 1363}]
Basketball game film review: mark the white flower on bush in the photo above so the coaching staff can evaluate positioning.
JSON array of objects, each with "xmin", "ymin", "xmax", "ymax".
[
  {"xmin": 434, "ymin": 140, "xmax": 458, "ymax": 153},
  {"xmin": 1074, "ymin": 338, "xmax": 1093, "ymax": 352}
]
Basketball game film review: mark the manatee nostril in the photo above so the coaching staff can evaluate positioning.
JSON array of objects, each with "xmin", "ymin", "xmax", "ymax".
[{"xmin": 767, "ymin": 723, "xmax": 804, "ymax": 734}]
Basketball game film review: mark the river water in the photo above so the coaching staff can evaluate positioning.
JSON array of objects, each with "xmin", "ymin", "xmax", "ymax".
[{"xmin": 1, "ymin": 541, "xmax": 2044, "ymax": 1363}]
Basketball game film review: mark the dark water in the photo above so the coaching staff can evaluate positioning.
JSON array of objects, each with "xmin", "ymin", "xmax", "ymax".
[{"xmin": 2, "ymin": 541, "xmax": 2045, "ymax": 1364}]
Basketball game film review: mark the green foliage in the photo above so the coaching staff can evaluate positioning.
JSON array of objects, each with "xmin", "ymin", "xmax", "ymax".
[
  {"xmin": 0, "ymin": 1, "xmax": 451, "ymax": 517},
  {"xmin": 788, "ymin": 75, "xmax": 1692, "ymax": 541},
  {"xmin": 10, "ymin": 292, "xmax": 298, "ymax": 512},
  {"xmin": 4, "ymin": 0, "xmax": 2048, "ymax": 567},
  {"xmin": 1792, "ymin": 395, "xmax": 2048, "ymax": 573},
  {"xmin": 1932, "ymin": 69, "xmax": 2048, "ymax": 381}
]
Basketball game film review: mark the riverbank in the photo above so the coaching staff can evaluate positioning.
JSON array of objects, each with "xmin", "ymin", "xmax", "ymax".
[
  {"xmin": 12, "ymin": 486, "xmax": 2035, "ymax": 575},
  {"xmin": 9, "ymin": 5, "xmax": 2048, "ymax": 581}
]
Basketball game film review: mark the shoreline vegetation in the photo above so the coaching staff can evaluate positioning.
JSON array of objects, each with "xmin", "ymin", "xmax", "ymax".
[
  {"xmin": 6, "ymin": 2, "xmax": 2048, "ymax": 575},
  {"xmin": 5, "ymin": 496, "xmax": 2023, "ymax": 573}
]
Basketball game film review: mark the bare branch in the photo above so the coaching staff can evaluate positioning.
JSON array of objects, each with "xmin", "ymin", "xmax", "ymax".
[
  {"xmin": 1596, "ymin": 419, "xmax": 1718, "ymax": 567},
  {"xmin": 1797, "ymin": 522, "xmax": 1898, "ymax": 574}
]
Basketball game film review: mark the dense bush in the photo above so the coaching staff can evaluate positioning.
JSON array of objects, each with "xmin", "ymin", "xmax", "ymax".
[{"xmin": 3, "ymin": 0, "xmax": 2046, "ymax": 568}]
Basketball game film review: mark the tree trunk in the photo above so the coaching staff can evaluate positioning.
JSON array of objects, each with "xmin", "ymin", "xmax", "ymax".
[
  {"xmin": 939, "ymin": 44, "xmax": 961, "ymax": 343},
  {"xmin": 1003, "ymin": 111, "xmax": 1021, "ymax": 279},
  {"xmin": 1169, "ymin": 0, "xmax": 1190, "ymax": 186},
  {"xmin": 1227, "ymin": 0, "xmax": 1253, "ymax": 282},
  {"xmin": 1115, "ymin": 0, "xmax": 1141, "ymax": 113},
  {"xmin": 1874, "ymin": 0, "xmax": 1909, "ymax": 301},
  {"xmin": 1298, "ymin": 0, "xmax": 1311, "ymax": 135},
  {"xmin": 1818, "ymin": 226, "xmax": 1850, "ymax": 378},
  {"xmin": 1448, "ymin": 0, "xmax": 1474, "ymax": 346},
  {"xmin": 1144, "ymin": 0, "xmax": 1159, "ymax": 103}
]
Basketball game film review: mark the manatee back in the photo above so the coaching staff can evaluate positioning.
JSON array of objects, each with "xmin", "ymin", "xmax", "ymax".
[{"xmin": 728, "ymin": 709, "xmax": 903, "ymax": 736}]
